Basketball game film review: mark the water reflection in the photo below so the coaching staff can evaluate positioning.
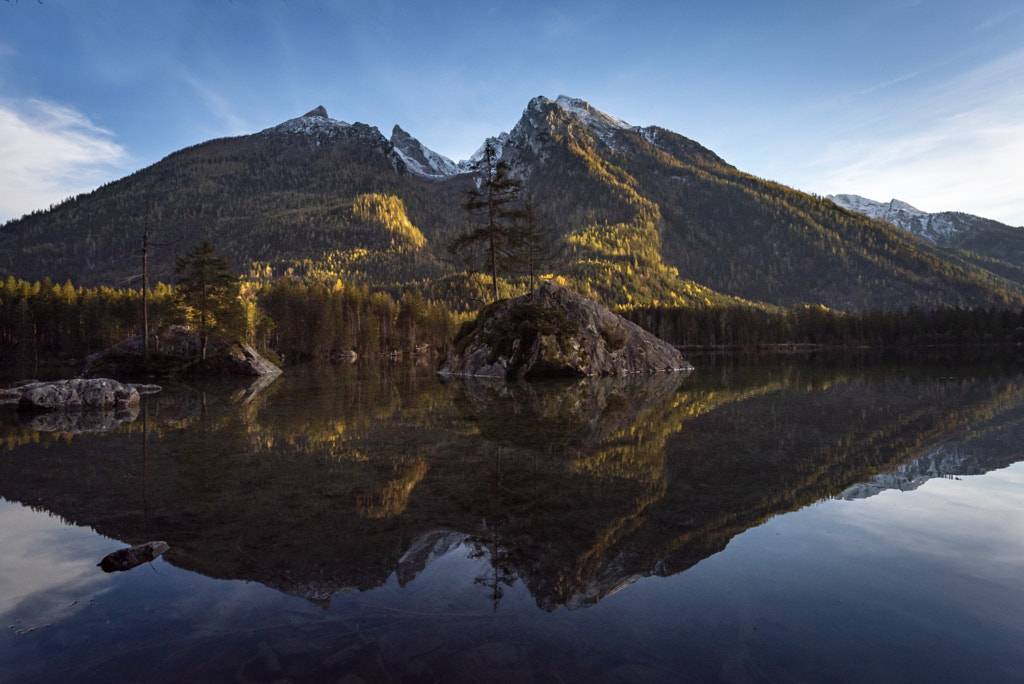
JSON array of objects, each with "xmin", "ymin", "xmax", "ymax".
[
  {"xmin": 0, "ymin": 363, "xmax": 1022, "ymax": 613},
  {"xmin": 18, "ymin": 404, "xmax": 140, "ymax": 433},
  {"xmin": 443, "ymin": 371, "xmax": 689, "ymax": 452},
  {"xmin": 0, "ymin": 500, "xmax": 111, "ymax": 625}
]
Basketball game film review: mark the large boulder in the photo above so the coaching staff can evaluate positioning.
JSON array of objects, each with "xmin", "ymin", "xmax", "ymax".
[
  {"xmin": 15, "ymin": 378, "xmax": 140, "ymax": 412},
  {"xmin": 438, "ymin": 282, "xmax": 693, "ymax": 379},
  {"xmin": 84, "ymin": 325, "xmax": 282, "ymax": 379}
]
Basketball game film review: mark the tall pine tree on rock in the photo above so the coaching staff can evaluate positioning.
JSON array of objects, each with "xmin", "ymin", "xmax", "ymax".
[{"xmin": 448, "ymin": 142, "xmax": 530, "ymax": 302}]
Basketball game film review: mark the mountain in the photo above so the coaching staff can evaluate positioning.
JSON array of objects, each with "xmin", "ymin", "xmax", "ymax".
[
  {"xmin": 3, "ymin": 97, "xmax": 1024, "ymax": 312},
  {"xmin": 827, "ymin": 192, "xmax": 1024, "ymax": 250},
  {"xmin": 390, "ymin": 125, "xmax": 461, "ymax": 178},
  {"xmin": 828, "ymin": 195, "xmax": 956, "ymax": 244},
  {"xmin": 829, "ymin": 193, "xmax": 1024, "ymax": 294}
]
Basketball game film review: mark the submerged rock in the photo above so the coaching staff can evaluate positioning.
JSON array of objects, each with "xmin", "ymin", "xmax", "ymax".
[
  {"xmin": 438, "ymin": 281, "xmax": 693, "ymax": 379},
  {"xmin": 98, "ymin": 541, "xmax": 170, "ymax": 573}
]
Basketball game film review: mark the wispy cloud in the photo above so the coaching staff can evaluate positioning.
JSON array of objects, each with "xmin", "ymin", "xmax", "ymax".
[
  {"xmin": 808, "ymin": 49, "xmax": 1024, "ymax": 224},
  {"xmin": 174, "ymin": 68, "xmax": 253, "ymax": 136},
  {"xmin": 0, "ymin": 99, "xmax": 131, "ymax": 222}
]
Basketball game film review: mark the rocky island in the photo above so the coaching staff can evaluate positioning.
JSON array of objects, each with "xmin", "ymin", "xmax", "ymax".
[
  {"xmin": 438, "ymin": 281, "xmax": 693, "ymax": 380},
  {"xmin": 84, "ymin": 325, "xmax": 282, "ymax": 380}
]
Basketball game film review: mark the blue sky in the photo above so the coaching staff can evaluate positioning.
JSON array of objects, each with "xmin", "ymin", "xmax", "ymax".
[{"xmin": 2, "ymin": 0, "xmax": 1022, "ymax": 225}]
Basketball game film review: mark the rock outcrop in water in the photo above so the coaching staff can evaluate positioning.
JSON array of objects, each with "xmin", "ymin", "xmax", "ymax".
[
  {"xmin": 10, "ymin": 378, "xmax": 142, "ymax": 412},
  {"xmin": 84, "ymin": 325, "xmax": 281, "ymax": 380},
  {"xmin": 1, "ymin": 378, "xmax": 159, "ymax": 433},
  {"xmin": 437, "ymin": 282, "xmax": 693, "ymax": 379}
]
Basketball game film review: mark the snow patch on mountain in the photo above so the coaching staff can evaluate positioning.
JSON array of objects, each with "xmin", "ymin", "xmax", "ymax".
[
  {"xmin": 829, "ymin": 194, "xmax": 927, "ymax": 222},
  {"xmin": 390, "ymin": 125, "xmax": 460, "ymax": 178},
  {"xmin": 261, "ymin": 95, "xmax": 704, "ymax": 181},
  {"xmin": 638, "ymin": 127, "xmax": 663, "ymax": 146},
  {"xmin": 555, "ymin": 95, "xmax": 632, "ymax": 142},
  {"xmin": 261, "ymin": 105, "xmax": 352, "ymax": 138},
  {"xmin": 455, "ymin": 132, "xmax": 511, "ymax": 176},
  {"xmin": 828, "ymin": 193, "xmax": 961, "ymax": 245}
]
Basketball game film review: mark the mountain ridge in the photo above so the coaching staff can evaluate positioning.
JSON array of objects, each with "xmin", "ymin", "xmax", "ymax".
[
  {"xmin": 828, "ymin": 193, "xmax": 1023, "ymax": 244},
  {"xmin": 3, "ymin": 95, "xmax": 1023, "ymax": 312},
  {"xmin": 829, "ymin": 193, "xmax": 1024, "ymax": 287}
]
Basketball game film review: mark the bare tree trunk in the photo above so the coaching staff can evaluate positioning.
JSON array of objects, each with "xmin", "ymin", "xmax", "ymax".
[{"xmin": 142, "ymin": 215, "xmax": 150, "ymax": 363}]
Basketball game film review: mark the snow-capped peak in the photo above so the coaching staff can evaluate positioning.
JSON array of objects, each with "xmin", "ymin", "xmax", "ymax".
[
  {"xmin": 828, "ymin": 194, "xmax": 964, "ymax": 245},
  {"xmin": 261, "ymin": 105, "xmax": 351, "ymax": 137},
  {"xmin": 554, "ymin": 95, "xmax": 632, "ymax": 134},
  {"xmin": 390, "ymin": 125, "xmax": 459, "ymax": 178},
  {"xmin": 829, "ymin": 194, "xmax": 926, "ymax": 219},
  {"xmin": 501, "ymin": 94, "xmax": 638, "ymax": 161}
]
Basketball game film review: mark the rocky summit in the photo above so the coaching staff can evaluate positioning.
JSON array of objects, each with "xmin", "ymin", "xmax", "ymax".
[{"xmin": 437, "ymin": 281, "xmax": 693, "ymax": 380}]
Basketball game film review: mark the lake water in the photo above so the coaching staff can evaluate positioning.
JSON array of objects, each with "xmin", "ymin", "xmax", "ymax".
[{"xmin": 1, "ymin": 359, "xmax": 1023, "ymax": 683}]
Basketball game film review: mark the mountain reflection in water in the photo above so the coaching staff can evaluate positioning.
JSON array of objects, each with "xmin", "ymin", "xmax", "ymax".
[{"xmin": 2, "ymin": 361, "xmax": 1023, "ymax": 613}]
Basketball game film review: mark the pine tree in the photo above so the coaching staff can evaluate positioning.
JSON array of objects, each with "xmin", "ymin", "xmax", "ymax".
[
  {"xmin": 510, "ymin": 194, "xmax": 561, "ymax": 293},
  {"xmin": 174, "ymin": 241, "xmax": 240, "ymax": 360},
  {"xmin": 448, "ymin": 142, "xmax": 529, "ymax": 302}
]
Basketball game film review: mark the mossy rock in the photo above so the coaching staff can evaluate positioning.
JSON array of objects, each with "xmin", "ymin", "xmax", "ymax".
[{"xmin": 437, "ymin": 281, "xmax": 692, "ymax": 380}]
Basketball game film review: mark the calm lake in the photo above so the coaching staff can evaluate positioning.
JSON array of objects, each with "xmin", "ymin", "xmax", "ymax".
[{"xmin": 1, "ymin": 358, "xmax": 1023, "ymax": 683}]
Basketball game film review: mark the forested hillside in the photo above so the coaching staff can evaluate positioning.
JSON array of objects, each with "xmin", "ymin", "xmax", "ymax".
[{"xmin": 3, "ymin": 96, "xmax": 1023, "ymax": 314}]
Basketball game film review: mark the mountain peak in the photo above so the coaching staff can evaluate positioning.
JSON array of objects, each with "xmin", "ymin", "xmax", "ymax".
[
  {"xmin": 829, "ymin": 194, "xmax": 927, "ymax": 221},
  {"xmin": 390, "ymin": 125, "xmax": 460, "ymax": 178},
  {"xmin": 261, "ymin": 107, "xmax": 351, "ymax": 138},
  {"xmin": 828, "ymin": 193, "xmax": 993, "ymax": 246},
  {"xmin": 509, "ymin": 95, "xmax": 637, "ymax": 154},
  {"xmin": 887, "ymin": 198, "xmax": 922, "ymax": 214},
  {"xmin": 494, "ymin": 95, "xmax": 651, "ymax": 174},
  {"xmin": 518, "ymin": 95, "xmax": 633, "ymax": 134},
  {"xmin": 554, "ymin": 95, "xmax": 632, "ymax": 132}
]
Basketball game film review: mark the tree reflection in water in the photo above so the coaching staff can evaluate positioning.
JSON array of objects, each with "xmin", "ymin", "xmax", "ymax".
[
  {"xmin": 3, "ymin": 360, "xmax": 1024, "ymax": 681},
  {"xmin": 0, "ymin": 361, "xmax": 1023, "ymax": 611}
]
